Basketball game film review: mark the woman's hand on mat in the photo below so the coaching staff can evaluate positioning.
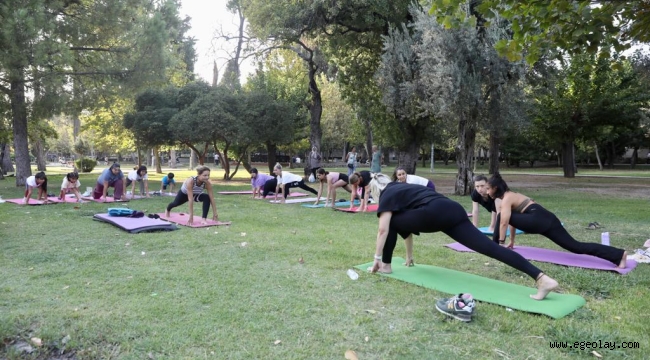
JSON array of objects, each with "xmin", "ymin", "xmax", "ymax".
[
  {"xmin": 212, "ymin": 214, "xmax": 218, "ymax": 222},
  {"xmin": 369, "ymin": 259, "xmax": 381, "ymax": 273},
  {"xmin": 187, "ymin": 216, "xmax": 194, "ymax": 225},
  {"xmin": 403, "ymin": 258, "xmax": 415, "ymax": 267},
  {"xmin": 506, "ymin": 240, "xmax": 515, "ymax": 249}
]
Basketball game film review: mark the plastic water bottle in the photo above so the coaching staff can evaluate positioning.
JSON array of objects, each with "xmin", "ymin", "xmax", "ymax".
[
  {"xmin": 346, "ymin": 269, "xmax": 359, "ymax": 280},
  {"xmin": 601, "ymin": 232, "xmax": 610, "ymax": 246}
]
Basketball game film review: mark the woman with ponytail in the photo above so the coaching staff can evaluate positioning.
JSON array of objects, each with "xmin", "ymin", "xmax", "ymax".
[
  {"xmin": 368, "ymin": 175, "xmax": 559, "ymax": 300},
  {"xmin": 486, "ymin": 172, "xmax": 627, "ymax": 268}
]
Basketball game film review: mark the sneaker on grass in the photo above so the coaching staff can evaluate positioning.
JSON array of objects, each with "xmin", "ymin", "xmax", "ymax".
[{"xmin": 435, "ymin": 293, "xmax": 475, "ymax": 322}]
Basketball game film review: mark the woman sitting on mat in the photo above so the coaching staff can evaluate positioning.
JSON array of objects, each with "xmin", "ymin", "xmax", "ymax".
[
  {"xmin": 348, "ymin": 170, "xmax": 374, "ymax": 212},
  {"xmin": 250, "ymin": 168, "xmax": 277, "ymax": 199},
  {"xmin": 126, "ymin": 165, "xmax": 150, "ymax": 199},
  {"xmin": 392, "ymin": 166, "xmax": 435, "ymax": 191},
  {"xmin": 367, "ymin": 173, "xmax": 559, "ymax": 300},
  {"xmin": 160, "ymin": 172, "xmax": 176, "ymax": 194},
  {"xmin": 24, "ymin": 171, "xmax": 49, "ymax": 204},
  {"xmin": 487, "ymin": 173, "xmax": 627, "ymax": 268},
  {"xmin": 93, "ymin": 163, "xmax": 126, "ymax": 202},
  {"xmin": 314, "ymin": 168, "xmax": 352, "ymax": 207},
  {"xmin": 165, "ymin": 165, "xmax": 218, "ymax": 225},
  {"xmin": 59, "ymin": 172, "xmax": 83, "ymax": 203},
  {"xmin": 273, "ymin": 163, "xmax": 318, "ymax": 204}
]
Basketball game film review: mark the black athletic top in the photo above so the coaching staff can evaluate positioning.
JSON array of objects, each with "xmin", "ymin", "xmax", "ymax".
[
  {"xmin": 471, "ymin": 189, "xmax": 496, "ymax": 213},
  {"xmin": 354, "ymin": 171, "xmax": 373, "ymax": 198},
  {"xmin": 377, "ymin": 182, "xmax": 444, "ymax": 216}
]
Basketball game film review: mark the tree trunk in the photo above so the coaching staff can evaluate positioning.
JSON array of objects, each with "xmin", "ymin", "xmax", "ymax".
[
  {"xmin": 397, "ymin": 141, "xmax": 419, "ymax": 174},
  {"xmin": 266, "ymin": 142, "xmax": 277, "ymax": 173},
  {"xmin": 34, "ymin": 138, "xmax": 47, "ymax": 171},
  {"xmin": 307, "ymin": 61, "xmax": 323, "ymax": 156},
  {"xmin": 0, "ymin": 143, "xmax": 5, "ymax": 179},
  {"xmin": 382, "ymin": 148, "xmax": 390, "ymax": 166},
  {"xmin": 1, "ymin": 143, "xmax": 14, "ymax": 174},
  {"xmin": 154, "ymin": 147, "xmax": 162, "ymax": 173},
  {"xmin": 169, "ymin": 149, "xmax": 176, "ymax": 168},
  {"xmin": 561, "ymin": 141, "xmax": 576, "ymax": 178},
  {"xmin": 190, "ymin": 149, "xmax": 196, "ymax": 168},
  {"xmin": 365, "ymin": 116, "xmax": 373, "ymax": 167},
  {"xmin": 631, "ymin": 147, "xmax": 638, "ymax": 169},
  {"xmin": 11, "ymin": 78, "xmax": 31, "ymax": 187},
  {"xmin": 594, "ymin": 143, "xmax": 603, "ymax": 170},
  {"xmin": 454, "ymin": 116, "xmax": 476, "ymax": 195},
  {"xmin": 488, "ymin": 129, "xmax": 500, "ymax": 175}
]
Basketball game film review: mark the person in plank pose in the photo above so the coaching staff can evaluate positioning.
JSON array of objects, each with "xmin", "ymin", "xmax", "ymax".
[
  {"xmin": 165, "ymin": 166, "xmax": 218, "ymax": 225},
  {"xmin": 487, "ymin": 172, "xmax": 627, "ymax": 268},
  {"xmin": 93, "ymin": 163, "xmax": 126, "ymax": 202},
  {"xmin": 273, "ymin": 163, "xmax": 318, "ymax": 204},
  {"xmin": 24, "ymin": 172, "xmax": 49, "ymax": 204},
  {"xmin": 125, "ymin": 165, "xmax": 150, "ymax": 199},
  {"xmin": 250, "ymin": 168, "xmax": 278, "ymax": 199},
  {"xmin": 348, "ymin": 170, "xmax": 373, "ymax": 212},
  {"xmin": 367, "ymin": 173, "xmax": 559, "ymax": 301},
  {"xmin": 392, "ymin": 166, "xmax": 435, "ymax": 191},
  {"xmin": 313, "ymin": 168, "xmax": 352, "ymax": 207},
  {"xmin": 160, "ymin": 172, "xmax": 176, "ymax": 194}
]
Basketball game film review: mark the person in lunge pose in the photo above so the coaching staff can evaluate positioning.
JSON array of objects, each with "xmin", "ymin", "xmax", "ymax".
[
  {"xmin": 24, "ymin": 172, "xmax": 49, "ymax": 204},
  {"xmin": 367, "ymin": 173, "xmax": 558, "ymax": 301},
  {"xmin": 250, "ymin": 168, "xmax": 278, "ymax": 199},
  {"xmin": 59, "ymin": 172, "xmax": 82, "ymax": 203},
  {"xmin": 165, "ymin": 166, "xmax": 218, "ymax": 225},
  {"xmin": 273, "ymin": 163, "xmax": 318, "ymax": 204},
  {"xmin": 348, "ymin": 170, "xmax": 373, "ymax": 212},
  {"xmin": 93, "ymin": 163, "xmax": 126, "ymax": 202},
  {"xmin": 392, "ymin": 166, "xmax": 435, "ymax": 191},
  {"xmin": 471, "ymin": 174, "xmax": 517, "ymax": 238},
  {"xmin": 314, "ymin": 168, "xmax": 352, "ymax": 207},
  {"xmin": 487, "ymin": 172, "xmax": 627, "ymax": 268}
]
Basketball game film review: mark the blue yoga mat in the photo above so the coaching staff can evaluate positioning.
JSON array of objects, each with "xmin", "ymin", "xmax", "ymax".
[
  {"xmin": 302, "ymin": 200, "xmax": 360, "ymax": 208},
  {"xmin": 479, "ymin": 226, "xmax": 524, "ymax": 236}
]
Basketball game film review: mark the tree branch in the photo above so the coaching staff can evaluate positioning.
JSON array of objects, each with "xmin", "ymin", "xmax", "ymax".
[{"xmin": 69, "ymin": 46, "xmax": 129, "ymax": 52}]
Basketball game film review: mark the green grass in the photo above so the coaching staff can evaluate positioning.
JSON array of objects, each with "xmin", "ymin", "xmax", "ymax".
[{"xmin": 1, "ymin": 169, "xmax": 649, "ymax": 359}]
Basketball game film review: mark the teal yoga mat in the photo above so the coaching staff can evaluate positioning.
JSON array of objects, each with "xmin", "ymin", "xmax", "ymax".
[
  {"xmin": 479, "ymin": 226, "xmax": 524, "ymax": 236},
  {"xmin": 302, "ymin": 200, "xmax": 360, "ymax": 208},
  {"xmin": 354, "ymin": 257, "xmax": 585, "ymax": 319}
]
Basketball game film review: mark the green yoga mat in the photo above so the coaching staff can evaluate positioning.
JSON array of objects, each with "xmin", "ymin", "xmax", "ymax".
[{"xmin": 355, "ymin": 258, "xmax": 585, "ymax": 319}]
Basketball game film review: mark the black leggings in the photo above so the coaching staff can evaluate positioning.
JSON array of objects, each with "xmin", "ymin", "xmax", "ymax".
[
  {"xmin": 494, "ymin": 204, "xmax": 625, "ymax": 265},
  {"xmin": 283, "ymin": 180, "xmax": 318, "ymax": 199},
  {"xmin": 382, "ymin": 197, "xmax": 543, "ymax": 280},
  {"xmin": 262, "ymin": 178, "xmax": 280, "ymax": 197},
  {"xmin": 167, "ymin": 191, "xmax": 211, "ymax": 218}
]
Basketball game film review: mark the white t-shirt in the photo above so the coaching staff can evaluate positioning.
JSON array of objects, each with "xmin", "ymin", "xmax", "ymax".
[
  {"xmin": 61, "ymin": 178, "xmax": 81, "ymax": 190},
  {"xmin": 26, "ymin": 175, "xmax": 38, "ymax": 187},
  {"xmin": 279, "ymin": 172, "xmax": 302, "ymax": 184},
  {"xmin": 406, "ymin": 174, "xmax": 430, "ymax": 186},
  {"xmin": 127, "ymin": 170, "xmax": 148, "ymax": 181}
]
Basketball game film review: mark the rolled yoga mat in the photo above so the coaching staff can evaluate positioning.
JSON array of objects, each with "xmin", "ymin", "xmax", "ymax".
[
  {"xmin": 156, "ymin": 212, "xmax": 232, "ymax": 228},
  {"xmin": 444, "ymin": 242, "xmax": 636, "ymax": 274},
  {"xmin": 93, "ymin": 213, "xmax": 178, "ymax": 233},
  {"xmin": 354, "ymin": 257, "xmax": 586, "ymax": 319},
  {"xmin": 334, "ymin": 203, "xmax": 379, "ymax": 213},
  {"xmin": 4, "ymin": 197, "xmax": 63, "ymax": 205},
  {"xmin": 478, "ymin": 226, "xmax": 524, "ymax": 236}
]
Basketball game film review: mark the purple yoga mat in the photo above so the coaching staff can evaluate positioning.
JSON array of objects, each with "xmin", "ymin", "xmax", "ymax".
[
  {"xmin": 4, "ymin": 197, "xmax": 63, "ymax": 205},
  {"xmin": 93, "ymin": 213, "xmax": 178, "ymax": 233},
  {"xmin": 157, "ymin": 212, "xmax": 231, "ymax": 228},
  {"xmin": 445, "ymin": 242, "xmax": 637, "ymax": 274}
]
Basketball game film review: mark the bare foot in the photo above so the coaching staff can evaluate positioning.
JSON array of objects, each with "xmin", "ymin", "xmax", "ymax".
[
  {"xmin": 618, "ymin": 251, "xmax": 627, "ymax": 269},
  {"xmin": 378, "ymin": 263, "xmax": 392, "ymax": 274},
  {"xmin": 530, "ymin": 274, "xmax": 558, "ymax": 300},
  {"xmin": 200, "ymin": 219, "xmax": 208, "ymax": 225}
]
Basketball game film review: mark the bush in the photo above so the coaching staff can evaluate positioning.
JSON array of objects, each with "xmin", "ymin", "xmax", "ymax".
[{"xmin": 75, "ymin": 158, "xmax": 97, "ymax": 173}]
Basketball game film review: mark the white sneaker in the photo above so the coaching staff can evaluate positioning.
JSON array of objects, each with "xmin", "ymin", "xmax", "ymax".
[{"xmin": 82, "ymin": 191, "xmax": 91, "ymax": 197}]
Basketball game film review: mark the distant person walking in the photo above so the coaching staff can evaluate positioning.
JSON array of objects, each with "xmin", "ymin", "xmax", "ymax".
[
  {"xmin": 345, "ymin": 146, "xmax": 358, "ymax": 177},
  {"xmin": 371, "ymin": 145, "xmax": 383, "ymax": 173}
]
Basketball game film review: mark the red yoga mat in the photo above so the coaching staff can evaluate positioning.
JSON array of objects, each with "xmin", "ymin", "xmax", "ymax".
[
  {"xmin": 334, "ymin": 203, "xmax": 379, "ymax": 213},
  {"xmin": 156, "ymin": 212, "xmax": 232, "ymax": 228}
]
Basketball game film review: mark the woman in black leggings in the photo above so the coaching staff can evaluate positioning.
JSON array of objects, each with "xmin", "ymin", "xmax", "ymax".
[
  {"xmin": 165, "ymin": 166, "xmax": 219, "ymax": 225},
  {"xmin": 487, "ymin": 173, "xmax": 627, "ymax": 267},
  {"xmin": 368, "ymin": 174, "xmax": 558, "ymax": 300}
]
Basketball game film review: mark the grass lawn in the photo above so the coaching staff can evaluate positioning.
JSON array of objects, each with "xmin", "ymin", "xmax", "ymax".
[{"xmin": 1, "ymin": 165, "xmax": 649, "ymax": 359}]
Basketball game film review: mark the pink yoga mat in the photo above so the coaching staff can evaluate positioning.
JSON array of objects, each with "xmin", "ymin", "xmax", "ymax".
[
  {"xmin": 444, "ymin": 242, "xmax": 637, "ymax": 274},
  {"xmin": 156, "ymin": 212, "xmax": 232, "ymax": 228},
  {"xmin": 334, "ymin": 203, "xmax": 379, "ymax": 213},
  {"xmin": 4, "ymin": 197, "xmax": 63, "ymax": 205},
  {"xmin": 218, "ymin": 191, "xmax": 307, "ymax": 198}
]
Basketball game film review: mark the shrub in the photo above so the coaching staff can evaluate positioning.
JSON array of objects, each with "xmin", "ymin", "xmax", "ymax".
[{"xmin": 75, "ymin": 158, "xmax": 97, "ymax": 173}]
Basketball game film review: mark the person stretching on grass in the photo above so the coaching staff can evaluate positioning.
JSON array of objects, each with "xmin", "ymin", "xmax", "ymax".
[
  {"xmin": 126, "ymin": 165, "xmax": 150, "ymax": 199},
  {"xmin": 367, "ymin": 173, "xmax": 559, "ymax": 301},
  {"xmin": 165, "ymin": 166, "xmax": 218, "ymax": 226},
  {"xmin": 348, "ymin": 171, "xmax": 373, "ymax": 212},
  {"xmin": 93, "ymin": 163, "xmax": 126, "ymax": 202},
  {"xmin": 314, "ymin": 168, "xmax": 353, "ymax": 207},
  {"xmin": 273, "ymin": 163, "xmax": 318, "ymax": 204},
  {"xmin": 392, "ymin": 166, "xmax": 436, "ymax": 191},
  {"xmin": 160, "ymin": 172, "xmax": 176, "ymax": 194},
  {"xmin": 471, "ymin": 174, "xmax": 517, "ymax": 239},
  {"xmin": 59, "ymin": 172, "xmax": 83, "ymax": 203},
  {"xmin": 250, "ymin": 168, "xmax": 276, "ymax": 199},
  {"xmin": 487, "ymin": 172, "xmax": 627, "ymax": 268},
  {"xmin": 23, "ymin": 172, "xmax": 48, "ymax": 204}
]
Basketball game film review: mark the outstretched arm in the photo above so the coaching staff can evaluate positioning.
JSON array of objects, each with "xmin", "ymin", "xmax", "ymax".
[
  {"xmin": 371, "ymin": 211, "xmax": 393, "ymax": 272},
  {"xmin": 205, "ymin": 182, "xmax": 218, "ymax": 221},
  {"xmin": 471, "ymin": 202, "xmax": 480, "ymax": 227},
  {"xmin": 497, "ymin": 196, "xmax": 512, "ymax": 245}
]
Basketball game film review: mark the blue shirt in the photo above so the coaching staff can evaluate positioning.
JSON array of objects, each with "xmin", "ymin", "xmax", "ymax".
[
  {"xmin": 97, "ymin": 167, "xmax": 124, "ymax": 185},
  {"xmin": 162, "ymin": 176, "xmax": 176, "ymax": 186}
]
